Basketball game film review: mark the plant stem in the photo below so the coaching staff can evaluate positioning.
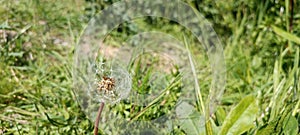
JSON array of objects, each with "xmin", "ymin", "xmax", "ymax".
[
  {"xmin": 183, "ymin": 35, "xmax": 205, "ymax": 115},
  {"xmin": 94, "ymin": 102, "xmax": 105, "ymax": 135},
  {"xmin": 289, "ymin": 0, "xmax": 294, "ymax": 32}
]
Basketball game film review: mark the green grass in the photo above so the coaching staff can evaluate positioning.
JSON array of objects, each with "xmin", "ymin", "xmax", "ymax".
[{"xmin": 0, "ymin": 0, "xmax": 299, "ymax": 134}]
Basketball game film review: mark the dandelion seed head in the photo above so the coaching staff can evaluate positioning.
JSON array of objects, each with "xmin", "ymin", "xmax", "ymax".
[{"xmin": 93, "ymin": 62, "xmax": 131, "ymax": 104}]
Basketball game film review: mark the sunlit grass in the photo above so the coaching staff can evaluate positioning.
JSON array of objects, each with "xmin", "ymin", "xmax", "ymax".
[{"xmin": 0, "ymin": 0, "xmax": 299, "ymax": 134}]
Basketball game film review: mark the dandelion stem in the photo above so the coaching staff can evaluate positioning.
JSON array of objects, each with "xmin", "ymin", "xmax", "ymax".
[{"xmin": 94, "ymin": 102, "xmax": 105, "ymax": 135}]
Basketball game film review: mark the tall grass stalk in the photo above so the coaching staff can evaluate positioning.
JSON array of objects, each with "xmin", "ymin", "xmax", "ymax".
[{"xmin": 183, "ymin": 35, "xmax": 213, "ymax": 135}]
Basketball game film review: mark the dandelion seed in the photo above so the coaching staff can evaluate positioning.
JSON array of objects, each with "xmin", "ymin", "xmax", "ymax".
[{"xmin": 97, "ymin": 76, "xmax": 116, "ymax": 94}]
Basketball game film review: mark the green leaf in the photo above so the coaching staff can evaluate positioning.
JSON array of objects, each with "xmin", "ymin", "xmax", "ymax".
[
  {"xmin": 8, "ymin": 52, "xmax": 24, "ymax": 57},
  {"xmin": 0, "ymin": 20, "xmax": 11, "ymax": 29},
  {"xmin": 216, "ymin": 107, "xmax": 226, "ymax": 125},
  {"xmin": 255, "ymin": 117, "xmax": 280, "ymax": 135},
  {"xmin": 6, "ymin": 106, "xmax": 38, "ymax": 116},
  {"xmin": 256, "ymin": 106, "xmax": 298, "ymax": 135},
  {"xmin": 176, "ymin": 101, "xmax": 206, "ymax": 135},
  {"xmin": 219, "ymin": 95, "xmax": 258, "ymax": 135},
  {"xmin": 283, "ymin": 115, "xmax": 298, "ymax": 135},
  {"xmin": 271, "ymin": 25, "xmax": 300, "ymax": 45}
]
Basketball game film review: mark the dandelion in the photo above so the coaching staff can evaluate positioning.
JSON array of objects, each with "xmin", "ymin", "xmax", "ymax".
[{"xmin": 93, "ymin": 59, "xmax": 132, "ymax": 135}]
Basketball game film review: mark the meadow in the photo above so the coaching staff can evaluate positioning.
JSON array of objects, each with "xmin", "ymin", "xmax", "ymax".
[{"xmin": 0, "ymin": 0, "xmax": 299, "ymax": 134}]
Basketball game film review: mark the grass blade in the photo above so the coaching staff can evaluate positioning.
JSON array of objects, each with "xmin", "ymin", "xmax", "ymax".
[
  {"xmin": 219, "ymin": 95, "xmax": 258, "ymax": 135},
  {"xmin": 271, "ymin": 25, "xmax": 300, "ymax": 45}
]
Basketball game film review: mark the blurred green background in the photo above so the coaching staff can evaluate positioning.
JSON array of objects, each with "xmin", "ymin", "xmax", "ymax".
[{"xmin": 0, "ymin": 0, "xmax": 299, "ymax": 134}]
